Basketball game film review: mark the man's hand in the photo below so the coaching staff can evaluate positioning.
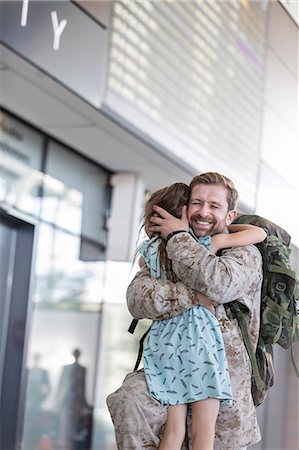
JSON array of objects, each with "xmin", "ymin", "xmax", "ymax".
[
  {"xmin": 149, "ymin": 205, "xmax": 189, "ymax": 240},
  {"xmin": 194, "ymin": 291, "xmax": 216, "ymax": 315}
]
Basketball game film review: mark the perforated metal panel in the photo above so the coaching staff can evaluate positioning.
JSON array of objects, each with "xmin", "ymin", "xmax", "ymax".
[{"xmin": 106, "ymin": 0, "xmax": 269, "ymax": 210}]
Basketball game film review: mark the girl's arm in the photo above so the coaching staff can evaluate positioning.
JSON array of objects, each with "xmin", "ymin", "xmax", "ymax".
[{"xmin": 211, "ymin": 224, "xmax": 267, "ymax": 254}]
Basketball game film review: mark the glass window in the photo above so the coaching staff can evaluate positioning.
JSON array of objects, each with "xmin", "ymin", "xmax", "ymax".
[
  {"xmin": 41, "ymin": 141, "xmax": 110, "ymax": 244},
  {"xmin": 33, "ymin": 223, "xmax": 106, "ymax": 309},
  {"xmin": 22, "ymin": 308, "xmax": 101, "ymax": 450},
  {"xmin": 1, "ymin": 113, "xmax": 112, "ymax": 449},
  {"xmin": 0, "ymin": 111, "xmax": 44, "ymax": 217},
  {"xmin": 91, "ymin": 302, "xmax": 151, "ymax": 450}
]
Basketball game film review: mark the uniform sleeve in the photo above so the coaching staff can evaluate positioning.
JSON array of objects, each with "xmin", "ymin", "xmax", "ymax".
[
  {"xmin": 126, "ymin": 264, "xmax": 197, "ymax": 320},
  {"xmin": 166, "ymin": 232, "xmax": 263, "ymax": 308}
]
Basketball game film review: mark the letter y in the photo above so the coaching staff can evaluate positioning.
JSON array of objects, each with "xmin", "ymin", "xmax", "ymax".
[
  {"xmin": 51, "ymin": 11, "xmax": 67, "ymax": 51},
  {"xmin": 21, "ymin": 0, "xmax": 29, "ymax": 27}
]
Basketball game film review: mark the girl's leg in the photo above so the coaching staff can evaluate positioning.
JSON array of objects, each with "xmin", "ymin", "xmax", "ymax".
[
  {"xmin": 191, "ymin": 398, "xmax": 220, "ymax": 450},
  {"xmin": 159, "ymin": 404, "xmax": 187, "ymax": 450}
]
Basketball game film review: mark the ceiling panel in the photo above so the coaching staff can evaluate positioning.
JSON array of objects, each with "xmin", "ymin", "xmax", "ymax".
[{"xmin": 0, "ymin": 44, "xmax": 192, "ymax": 191}]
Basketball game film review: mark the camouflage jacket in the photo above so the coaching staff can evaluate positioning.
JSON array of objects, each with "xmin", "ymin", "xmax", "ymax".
[{"xmin": 109, "ymin": 233, "xmax": 263, "ymax": 449}]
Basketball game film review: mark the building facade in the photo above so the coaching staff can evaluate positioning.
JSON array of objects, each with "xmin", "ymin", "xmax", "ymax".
[{"xmin": 0, "ymin": 1, "xmax": 298, "ymax": 449}]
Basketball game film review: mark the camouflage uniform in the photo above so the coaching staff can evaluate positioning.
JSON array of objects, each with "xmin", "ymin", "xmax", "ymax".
[{"xmin": 107, "ymin": 232, "xmax": 263, "ymax": 449}]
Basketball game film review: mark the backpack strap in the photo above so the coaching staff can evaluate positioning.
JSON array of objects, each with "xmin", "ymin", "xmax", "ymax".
[
  {"xmin": 293, "ymin": 283, "xmax": 299, "ymax": 341},
  {"xmin": 128, "ymin": 318, "xmax": 139, "ymax": 334},
  {"xmin": 291, "ymin": 315, "xmax": 299, "ymax": 340},
  {"xmin": 229, "ymin": 302, "xmax": 265, "ymax": 390},
  {"xmin": 290, "ymin": 282, "xmax": 299, "ymax": 376},
  {"xmin": 291, "ymin": 344, "xmax": 299, "ymax": 377},
  {"xmin": 133, "ymin": 327, "xmax": 151, "ymax": 371},
  {"xmin": 128, "ymin": 318, "xmax": 152, "ymax": 371}
]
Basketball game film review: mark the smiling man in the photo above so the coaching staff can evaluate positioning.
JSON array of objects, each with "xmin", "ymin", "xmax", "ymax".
[
  {"xmin": 189, "ymin": 176, "xmax": 238, "ymax": 237},
  {"xmin": 150, "ymin": 174, "xmax": 238, "ymax": 240},
  {"xmin": 107, "ymin": 172, "xmax": 263, "ymax": 450}
]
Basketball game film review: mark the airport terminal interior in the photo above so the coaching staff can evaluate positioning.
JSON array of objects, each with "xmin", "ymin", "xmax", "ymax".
[{"xmin": 0, "ymin": 1, "xmax": 298, "ymax": 449}]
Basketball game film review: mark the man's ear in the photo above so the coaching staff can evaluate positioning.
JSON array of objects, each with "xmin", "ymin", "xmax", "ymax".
[{"xmin": 226, "ymin": 209, "xmax": 237, "ymax": 226}]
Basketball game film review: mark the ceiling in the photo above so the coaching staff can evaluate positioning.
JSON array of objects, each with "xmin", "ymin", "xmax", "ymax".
[{"xmin": 0, "ymin": 44, "xmax": 194, "ymax": 191}]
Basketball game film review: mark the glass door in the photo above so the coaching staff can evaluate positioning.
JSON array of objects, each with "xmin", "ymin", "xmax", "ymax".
[{"xmin": 0, "ymin": 208, "xmax": 35, "ymax": 450}]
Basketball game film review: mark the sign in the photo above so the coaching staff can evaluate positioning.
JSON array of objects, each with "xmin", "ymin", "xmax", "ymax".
[
  {"xmin": 0, "ymin": 1, "xmax": 110, "ymax": 107},
  {"xmin": 21, "ymin": 0, "xmax": 67, "ymax": 51}
]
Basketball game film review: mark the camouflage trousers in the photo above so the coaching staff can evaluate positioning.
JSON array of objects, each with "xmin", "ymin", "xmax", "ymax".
[{"xmin": 107, "ymin": 370, "xmax": 252, "ymax": 449}]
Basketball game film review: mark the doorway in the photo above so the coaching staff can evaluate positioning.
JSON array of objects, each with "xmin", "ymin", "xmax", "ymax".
[{"xmin": 0, "ymin": 207, "xmax": 35, "ymax": 450}]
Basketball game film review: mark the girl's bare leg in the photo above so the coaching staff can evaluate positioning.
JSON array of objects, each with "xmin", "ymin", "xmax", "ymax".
[
  {"xmin": 159, "ymin": 404, "xmax": 187, "ymax": 450},
  {"xmin": 191, "ymin": 398, "xmax": 220, "ymax": 450}
]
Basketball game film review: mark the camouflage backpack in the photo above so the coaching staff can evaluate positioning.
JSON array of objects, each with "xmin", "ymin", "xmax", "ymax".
[{"xmin": 228, "ymin": 214, "xmax": 299, "ymax": 406}]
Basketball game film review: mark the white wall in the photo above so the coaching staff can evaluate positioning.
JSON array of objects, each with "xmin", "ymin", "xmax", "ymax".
[
  {"xmin": 257, "ymin": 1, "xmax": 299, "ymax": 249},
  {"xmin": 252, "ymin": 3, "xmax": 299, "ymax": 449}
]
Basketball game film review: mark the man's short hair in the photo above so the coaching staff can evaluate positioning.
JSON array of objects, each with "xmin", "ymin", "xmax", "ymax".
[{"xmin": 189, "ymin": 172, "xmax": 239, "ymax": 211}]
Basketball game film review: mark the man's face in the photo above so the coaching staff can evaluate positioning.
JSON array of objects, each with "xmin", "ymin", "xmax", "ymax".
[{"xmin": 188, "ymin": 183, "xmax": 237, "ymax": 237}]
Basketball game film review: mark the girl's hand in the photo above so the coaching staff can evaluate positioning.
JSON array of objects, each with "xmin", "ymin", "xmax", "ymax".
[
  {"xmin": 193, "ymin": 291, "xmax": 216, "ymax": 315},
  {"xmin": 149, "ymin": 205, "xmax": 189, "ymax": 240}
]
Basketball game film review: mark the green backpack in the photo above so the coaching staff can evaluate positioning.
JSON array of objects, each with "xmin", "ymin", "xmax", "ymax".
[{"xmin": 229, "ymin": 214, "xmax": 299, "ymax": 406}]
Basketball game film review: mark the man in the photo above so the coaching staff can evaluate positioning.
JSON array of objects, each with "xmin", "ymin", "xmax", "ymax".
[
  {"xmin": 107, "ymin": 172, "xmax": 263, "ymax": 449},
  {"xmin": 24, "ymin": 353, "xmax": 51, "ymax": 449},
  {"xmin": 57, "ymin": 348, "xmax": 88, "ymax": 449}
]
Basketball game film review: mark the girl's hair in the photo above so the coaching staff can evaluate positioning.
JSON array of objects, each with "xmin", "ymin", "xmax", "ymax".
[
  {"xmin": 141, "ymin": 182, "xmax": 190, "ymax": 281},
  {"xmin": 190, "ymin": 172, "xmax": 239, "ymax": 211}
]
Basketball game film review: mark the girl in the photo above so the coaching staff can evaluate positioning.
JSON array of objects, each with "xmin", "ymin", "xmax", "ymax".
[{"xmin": 138, "ymin": 182, "xmax": 266, "ymax": 450}]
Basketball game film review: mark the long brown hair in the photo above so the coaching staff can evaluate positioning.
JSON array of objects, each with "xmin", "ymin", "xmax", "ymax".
[{"xmin": 141, "ymin": 183, "xmax": 190, "ymax": 280}]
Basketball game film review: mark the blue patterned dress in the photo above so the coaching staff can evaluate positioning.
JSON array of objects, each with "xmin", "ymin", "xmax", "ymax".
[{"xmin": 140, "ymin": 234, "xmax": 232, "ymax": 407}]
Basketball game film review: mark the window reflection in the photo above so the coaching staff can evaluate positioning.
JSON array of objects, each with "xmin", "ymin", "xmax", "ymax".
[
  {"xmin": 23, "ymin": 310, "xmax": 102, "ymax": 450},
  {"xmin": 23, "ymin": 353, "xmax": 53, "ymax": 450},
  {"xmin": 42, "ymin": 173, "xmax": 83, "ymax": 237},
  {"xmin": 56, "ymin": 348, "xmax": 92, "ymax": 450},
  {"xmin": 92, "ymin": 301, "xmax": 151, "ymax": 450},
  {"xmin": 1, "ymin": 111, "xmax": 112, "ymax": 449},
  {"xmin": 34, "ymin": 224, "xmax": 106, "ymax": 308},
  {"xmin": 0, "ymin": 111, "xmax": 43, "ymax": 216},
  {"xmin": 42, "ymin": 141, "xmax": 109, "ymax": 243}
]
